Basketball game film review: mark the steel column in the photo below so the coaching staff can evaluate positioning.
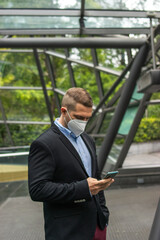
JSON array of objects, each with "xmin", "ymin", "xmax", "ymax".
[
  {"xmin": 79, "ymin": 0, "xmax": 85, "ymax": 35},
  {"xmin": 91, "ymin": 59, "xmax": 133, "ymax": 120},
  {"xmin": 0, "ymin": 98, "xmax": 14, "ymax": 145},
  {"xmin": 0, "ymin": 38, "xmax": 146, "ymax": 48},
  {"xmin": 0, "ymin": 9, "xmax": 159, "ymax": 18},
  {"xmin": 44, "ymin": 53, "xmax": 61, "ymax": 115},
  {"xmin": 91, "ymin": 48, "xmax": 104, "ymax": 100},
  {"xmin": 0, "ymin": 28, "xmax": 151, "ymax": 36},
  {"xmin": 33, "ymin": 49, "xmax": 53, "ymax": 122},
  {"xmin": 91, "ymin": 112, "xmax": 106, "ymax": 134},
  {"xmin": 64, "ymin": 49, "xmax": 76, "ymax": 87},
  {"xmin": 87, "ymin": 86, "xmax": 123, "ymax": 134},
  {"xmin": 150, "ymin": 18, "xmax": 156, "ymax": 69},
  {"xmin": 98, "ymin": 43, "xmax": 149, "ymax": 172}
]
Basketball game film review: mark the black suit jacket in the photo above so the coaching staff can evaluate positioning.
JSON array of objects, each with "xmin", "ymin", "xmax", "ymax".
[{"xmin": 28, "ymin": 123, "xmax": 109, "ymax": 240}]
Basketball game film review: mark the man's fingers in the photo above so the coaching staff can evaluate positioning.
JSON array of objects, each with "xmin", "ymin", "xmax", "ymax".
[
  {"xmin": 98, "ymin": 178, "xmax": 114, "ymax": 186},
  {"xmin": 87, "ymin": 177, "xmax": 114, "ymax": 195},
  {"xmin": 97, "ymin": 178, "xmax": 114, "ymax": 191}
]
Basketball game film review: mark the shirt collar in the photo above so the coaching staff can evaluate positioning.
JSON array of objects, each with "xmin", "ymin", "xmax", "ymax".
[{"xmin": 54, "ymin": 118, "xmax": 77, "ymax": 140}]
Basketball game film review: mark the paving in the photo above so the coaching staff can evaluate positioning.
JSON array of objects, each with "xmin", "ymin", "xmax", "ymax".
[
  {"xmin": 0, "ymin": 181, "xmax": 159, "ymax": 240},
  {"xmin": 106, "ymin": 184, "xmax": 160, "ymax": 240},
  {"xmin": 0, "ymin": 149, "xmax": 160, "ymax": 239},
  {"xmin": 123, "ymin": 152, "xmax": 160, "ymax": 168}
]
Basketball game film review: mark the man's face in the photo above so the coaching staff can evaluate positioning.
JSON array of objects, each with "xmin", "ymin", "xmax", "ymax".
[
  {"xmin": 69, "ymin": 103, "xmax": 92, "ymax": 121},
  {"xmin": 62, "ymin": 103, "xmax": 92, "ymax": 127}
]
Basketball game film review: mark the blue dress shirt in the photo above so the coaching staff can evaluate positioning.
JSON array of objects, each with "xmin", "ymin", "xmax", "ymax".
[{"xmin": 54, "ymin": 118, "xmax": 92, "ymax": 177}]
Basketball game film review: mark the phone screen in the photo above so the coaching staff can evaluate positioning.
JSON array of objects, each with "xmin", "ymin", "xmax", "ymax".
[{"xmin": 103, "ymin": 171, "xmax": 119, "ymax": 179}]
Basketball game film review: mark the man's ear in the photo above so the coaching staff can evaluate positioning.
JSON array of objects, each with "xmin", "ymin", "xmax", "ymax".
[{"xmin": 61, "ymin": 107, "xmax": 67, "ymax": 114}]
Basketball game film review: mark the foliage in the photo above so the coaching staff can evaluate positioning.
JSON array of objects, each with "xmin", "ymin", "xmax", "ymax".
[
  {"xmin": 0, "ymin": 124, "xmax": 50, "ymax": 147},
  {"xmin": 0, "ymin": 52, "xmax": 56, "ymax": 120},
  {"xmin": 114, "ymin": 117, "xmax": 160, "ymax": 145},
  {"xmin": 0, "ymin": 45, "xmax": 160, "ymax": 148},
  {"xmin": 134, "ymin": 118, "xmax": 160, "ymax": 143}
]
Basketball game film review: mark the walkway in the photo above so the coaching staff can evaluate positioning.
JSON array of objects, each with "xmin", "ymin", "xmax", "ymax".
[{"xmin": 0, "ymin": 181, "xmax": 159, "ymax": 240}]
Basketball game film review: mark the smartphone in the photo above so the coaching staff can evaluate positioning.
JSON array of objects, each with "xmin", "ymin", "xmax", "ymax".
[{"xmin": 103, "ymin": 171, "xmax": 119, "ymax": 179}]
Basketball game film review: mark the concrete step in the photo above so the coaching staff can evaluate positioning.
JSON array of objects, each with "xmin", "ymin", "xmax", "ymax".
[{"xmin": 0, "ymin": 165, "xmax": 28, "ymax": 182}]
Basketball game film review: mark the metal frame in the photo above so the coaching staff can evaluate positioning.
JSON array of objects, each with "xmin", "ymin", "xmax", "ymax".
[
  {"xmin": 91, "ymin": 48, "xmax": 104, "ymax": 100},
  {"xmin": 0, "ymin": 5, "xmax": 160, "ymax": 175},
  {"xmin": 1, "ymin": 9, "xmax": 160, "ymax": 240},
  {"xmin": 64, "ymin": 49, "xmax": 76, "ymax": 87},
  {"xmin": 0, "ymin": 120, "xmax": 50, "ymax": 125},
  {"xmin": 0, "ymin": 37, "xmax": 146, "ymax": 48},
  {"xmin": 0, "ymin": 86, "xmax": 52, "ymax": 90},
  {"xmin": 98, "ymin": 43, "xmax": 149, "ymax": 172},
  {"xmin": 79, "ymin": 0, "xmax": 85, "ymax": 36},
  {"xmin": 33, "ymin": 48, "xmax": 53, "ymax": 122},
  {"xmin": 0, "ymin": 9, "xmax": 159, "ymax": 18},
  {"xmin": 114, "ymin": 93, "xmax": 151, "ymax": 169},
  {"xmin": 45, "ymin": 50, "xmax": 121, "ymax": 76},
  {"xmin": 0, "ymin": 28, "xmax": 151, "ymax": 35},
  {"xmin": 44, "ymin": 52, "xmax": 61, "ymax": 115}
]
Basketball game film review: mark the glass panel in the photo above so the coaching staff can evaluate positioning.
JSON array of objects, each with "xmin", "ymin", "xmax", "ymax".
[
  {"xmin": 0, "ymin": 16, "xmax": 79, "ymax": 29},
  {"xmin": 0, "ymin": 0, "xmax": 81, "ymax": 9},
  {"xmin": 97, "ymin": 49, "xmax": 129, "ymax": 69},
  {"xmin": 0, "ymin": 16, "xmax": 158, "ymax": 30},
  {"xmin": 102, "ymin": 138, "xmax": 123, "ymax": 173},
  {"xmin": 132, "ymin": 85, "xmax": 144, "ymax": 101},
  {"xmin": 101, "ymin": 85, "xmax": 145, "ymax": 172},
  {"xmin": 118, "ymin": 106, "xmax": 138, "ymax": 135},
  {"xmin": 69, "ymin": 48, "xmax": 93, "ymax": 63},
  {"xmin": 118, "ymin": 86, "xmax": 144, "ymax": 135},
  {"xmin": 99, "ymin": 112, "xmax": 113, "ymax": 136},
  {"xmin": 0, "ymin": 90, "xmax": 53, "ymax": 122},
  {"xmin": 0, "ymin": 15, "xmax": 158, "ymax": 30},
  {"xmin": 86, "ymin": 0, "xmax": 160, "ymax": 11},
  {"xmin": 85, "ymin": 17, "xmax": 158, "ymax": 28}
]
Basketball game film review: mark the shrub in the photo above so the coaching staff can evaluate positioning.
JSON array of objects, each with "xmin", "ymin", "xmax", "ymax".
[{"xmin": 134, "ymin": 118, "xmax": 160, "ymax": 142}]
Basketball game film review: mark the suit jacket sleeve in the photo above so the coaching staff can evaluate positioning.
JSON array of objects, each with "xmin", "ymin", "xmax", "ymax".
[
  {"xmin": 89, "ymin": 136, "xmax": 110, "ymax": 221},
  {"xmin": 28, "ymin": 140, "xmax": 92, "ymax": 204}
]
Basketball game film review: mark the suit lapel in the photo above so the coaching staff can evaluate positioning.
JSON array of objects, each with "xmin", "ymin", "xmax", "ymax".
[
  {"xmin": 59, "ymin": 133, "xmax": 89, "ymax": 177},
  {"xmin": 51, "ymin": 123, "xmax": 95, "ymax": 177}
]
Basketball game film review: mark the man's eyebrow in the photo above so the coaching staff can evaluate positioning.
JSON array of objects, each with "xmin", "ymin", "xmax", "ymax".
[
  {"xmin": 74, "ymin": 114, "xmax": 91, "ymax": 119},
  {"xmin": 73, "ymin": 114, "xmax": 83, "ymax": 118}
]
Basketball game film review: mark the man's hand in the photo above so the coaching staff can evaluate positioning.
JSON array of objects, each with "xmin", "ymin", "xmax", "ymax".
[{"xmin": 87, "ymin": 177, "xmax": 114, "ymax": 195}]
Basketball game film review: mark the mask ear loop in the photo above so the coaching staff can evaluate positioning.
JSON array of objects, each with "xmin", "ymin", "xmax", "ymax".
[
  {"xmin": 66, "ymin": 109, "xmax": 72, "ymax": 120},
  {"xmin": 63, "ymin": 108, "xmax": 72, "ymax": 126}
]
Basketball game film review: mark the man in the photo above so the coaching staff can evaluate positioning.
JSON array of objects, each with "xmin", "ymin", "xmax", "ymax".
[{"xmin": 28, "ymin": 87, "xmax": 114, "ymax": 240}]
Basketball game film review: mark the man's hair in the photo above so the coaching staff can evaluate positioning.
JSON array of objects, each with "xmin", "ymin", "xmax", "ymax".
[{"xmin": 61, "ymin": 87, "xmax": 93, "ymax": 111}]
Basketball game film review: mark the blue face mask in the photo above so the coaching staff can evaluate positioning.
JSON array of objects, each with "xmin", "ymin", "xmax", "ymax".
[{"xmin": 66, "ymin": 110, "xmax": 88, "ymax": 137}]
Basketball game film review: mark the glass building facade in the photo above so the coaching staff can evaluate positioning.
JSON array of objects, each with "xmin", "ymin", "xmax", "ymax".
[{"xmin": 0, "ymin": 0, "xmax": 160, "ymax": 182}]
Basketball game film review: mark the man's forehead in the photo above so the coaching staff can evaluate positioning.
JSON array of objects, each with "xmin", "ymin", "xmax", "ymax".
[
  {"xmin": 72, "ymin": 105, "xmax": 92, "ymax": 118},
  {"xmin": 75, "ymin": 103, "xmax": 92, "ymax": 111}
]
